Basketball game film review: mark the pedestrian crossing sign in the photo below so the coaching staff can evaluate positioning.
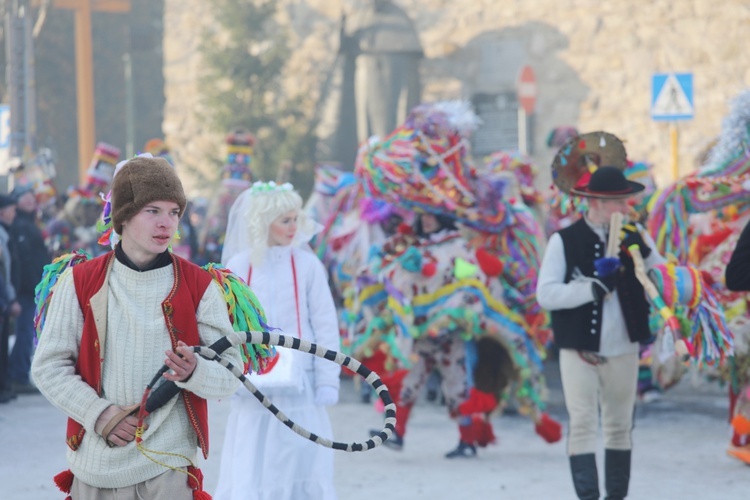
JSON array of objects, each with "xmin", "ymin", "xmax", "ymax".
[{"xmin": 651, "ymin": 73, "xmax": 694, "ymax": 121}]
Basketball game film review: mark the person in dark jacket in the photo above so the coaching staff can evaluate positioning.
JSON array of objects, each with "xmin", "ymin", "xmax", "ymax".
[
  {"xmin": 0, "ymin": 193, "xmax": 21, "ymax": 403},
  {"xmin": 726, "ymin": 220, "xmax": 750, "ymax": 290},
  {"xmin": 723, "ymin": 220, "xmax": 750, "ymax": 464},
  {"xmin": 536, "ymin": 167, "xmax": 665, "ymax": 500},
  {"xmin": 8, "ymin": 185, "xmax": 50, "ymax": 393}
]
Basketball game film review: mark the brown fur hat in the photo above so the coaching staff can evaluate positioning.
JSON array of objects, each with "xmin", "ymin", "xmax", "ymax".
[{"xmin": 111, "ymin": 156, "xmax": 186, "ymax": 235}]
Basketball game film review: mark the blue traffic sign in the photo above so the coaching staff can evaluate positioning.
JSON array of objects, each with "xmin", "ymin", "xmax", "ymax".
[{"xmin": 651, "ymin": 73, "xmax": 694, "ymax": 121}]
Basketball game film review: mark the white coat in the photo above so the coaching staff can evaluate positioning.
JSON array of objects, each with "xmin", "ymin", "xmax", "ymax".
[{"xmin": 215, "ymin": 245, "xmax": 340, "ymax": 500}]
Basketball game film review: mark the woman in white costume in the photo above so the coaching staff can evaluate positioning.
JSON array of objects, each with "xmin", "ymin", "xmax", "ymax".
[{"xmin": 215, "ymin": 181, "xmax": 340, "ymax": 500}]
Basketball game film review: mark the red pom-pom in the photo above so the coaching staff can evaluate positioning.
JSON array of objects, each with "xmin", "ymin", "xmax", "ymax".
[
  {"xmin": 732, "ymin": 414, "xmax": 750, "ymax": 436},
  {"xmin": 535, "ymin": 412, "xmax": 562, "ymax": 444},
  {"xmin": 397, "ymin": 222, "xmax": 413, "ymax": 235},
  {"xmin": 421, "ymin": 261, "xmax": 437, "ymax": 277},
  {"xmin": 194, "ymin": 491, "xmax": 212, "ymax": 500},
  {"xmin": 54, "ymin": 469, "xmax": 74, "ymax": 493},
  {"xmin": 476, "ymin": 248, "xmax": 503, "ymax": 277}
]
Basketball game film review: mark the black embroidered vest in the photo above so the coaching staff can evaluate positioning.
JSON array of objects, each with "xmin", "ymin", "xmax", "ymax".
[{"xmin": 551, "ymin": 218, "xmax": 652, "ymax": 352}]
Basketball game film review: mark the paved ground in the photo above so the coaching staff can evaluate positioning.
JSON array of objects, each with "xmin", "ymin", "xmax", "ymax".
[{"xmin": 1, "ymin": 362, "xmax": 747, "ymax": 499}]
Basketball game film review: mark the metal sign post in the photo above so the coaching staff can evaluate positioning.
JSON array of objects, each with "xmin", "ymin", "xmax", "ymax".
[
  {"xmin": 651, "ymin": 73, "xmax": 694, "ymax": 180},
  {"xmin": 516, "ymin": 65, "xmax": 537, "ymax": 155}
]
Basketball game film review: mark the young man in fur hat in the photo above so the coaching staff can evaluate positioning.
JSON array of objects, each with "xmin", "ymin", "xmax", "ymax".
[
  {"xmin": 536, "ymin": 166, "xmax": 666, "ymax": 500},
  {"xmin": 32, "ymin": 155, "xmax": 242, "ymax": 498}
]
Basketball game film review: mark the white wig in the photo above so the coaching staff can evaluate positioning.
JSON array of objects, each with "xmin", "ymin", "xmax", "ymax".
[{"xmin": 222, "ymin": 181, "xmax": 319, "ymax": 268}]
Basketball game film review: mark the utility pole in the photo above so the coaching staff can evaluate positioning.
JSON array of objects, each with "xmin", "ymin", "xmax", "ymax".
[
  {"xmin": 32, "ymin": 0, "xmax": 131, "ymax": 182},
  {"xmin": 5, "ymin": 0, "xmax": 36, "ymax": 164}
]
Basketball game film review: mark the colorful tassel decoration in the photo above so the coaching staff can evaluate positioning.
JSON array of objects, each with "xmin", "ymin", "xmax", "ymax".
[
  {"xmin": 201, "ymin": 263, "xmax": 275, "ymax": 374},
  {"xmin": 34, "ymin": 250, "xmax": 92, "ymax": 341}
]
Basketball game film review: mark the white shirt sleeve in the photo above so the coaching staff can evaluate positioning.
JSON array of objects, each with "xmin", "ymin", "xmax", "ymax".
[{"xmin": 536, "ymin": 233, "xmax": 598, "ymax": 311}]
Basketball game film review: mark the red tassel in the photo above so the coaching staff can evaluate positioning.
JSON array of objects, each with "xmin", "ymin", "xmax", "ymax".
[
  {"xmin": 54, "ymin": 469, "xmax": 74, "ymax": 493},
  {"xmin": 535, "ymin": 412, "xmax": 562, "ymax": 444},
  {"xmin": 471, "ymin": 416, "xmax": 496, "ymax": 447},
  {"xmin": 187, "ymin": 466, "xmax": 211, "ymax": 499},
  {"xmin": 380, "ymin": 369, "xmax": 408, "ymax": 407},
  {"xmin": 458, "ymin": 387, "xmax": 498, "ymax": 416},
  {"xmin": 475, "ymin": 248, "xmax": 503, "ymax": 277}
]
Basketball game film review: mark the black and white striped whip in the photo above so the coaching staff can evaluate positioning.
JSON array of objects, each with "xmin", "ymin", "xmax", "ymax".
[{"xmin": 140, "ymin": 330, "xmax": 396, "ymax": 452}]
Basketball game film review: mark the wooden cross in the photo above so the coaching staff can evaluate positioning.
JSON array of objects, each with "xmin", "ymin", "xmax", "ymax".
[{"xmin": 33, "ymin": 0, "xmax": 131, "ymax": 181}]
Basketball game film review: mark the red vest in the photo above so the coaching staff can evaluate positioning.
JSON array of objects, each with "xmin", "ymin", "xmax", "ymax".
[{"xmin": 68, "ymin": 251, "xmax": 214, "ymax": 458}]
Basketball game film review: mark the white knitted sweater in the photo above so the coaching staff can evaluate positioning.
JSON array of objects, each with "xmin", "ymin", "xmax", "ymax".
[{"xmin": 31, "ymin": 260, "xmax": 241, "ymax": 488}]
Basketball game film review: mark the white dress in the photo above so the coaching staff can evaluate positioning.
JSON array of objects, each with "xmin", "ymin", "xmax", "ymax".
[{"xmin": 215, "ymin": 245, "xmax": 341, "ymax": 500}]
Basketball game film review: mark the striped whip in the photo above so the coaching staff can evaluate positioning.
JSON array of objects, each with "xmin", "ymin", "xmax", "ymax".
[{"xmin": 137, "ymin": 330, "xmax": 396, "ymax": 452}]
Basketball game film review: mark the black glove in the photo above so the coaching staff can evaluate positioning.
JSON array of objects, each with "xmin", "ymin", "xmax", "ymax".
[
  {"xmin": 592, "ymin": 273, "xmax": 618, "ymax": 301},
  {"xmin": 620, "ymin": 224, "xmax": 651, "ymax": 259}
]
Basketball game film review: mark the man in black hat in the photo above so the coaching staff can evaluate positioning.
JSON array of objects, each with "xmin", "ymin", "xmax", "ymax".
[
  {"xmin": 536, "ymin": 166, "xmax": 666, "ymax": 500},
  {"xmin": 0, "ymin": 193, "xmax": 21, "ymax": 403}
]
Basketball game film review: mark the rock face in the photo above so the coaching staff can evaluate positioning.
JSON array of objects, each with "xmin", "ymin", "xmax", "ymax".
[{"xmin": 164, "ymin": 0, "xmax": 750, "ymax": 194}]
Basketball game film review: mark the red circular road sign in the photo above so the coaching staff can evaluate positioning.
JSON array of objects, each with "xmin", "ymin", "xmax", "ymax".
[{"xmin": 517, "ymin": 65, "xmax": 537, "ymax": 113}]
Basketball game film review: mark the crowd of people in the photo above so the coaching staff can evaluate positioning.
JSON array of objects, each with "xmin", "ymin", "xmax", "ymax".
[
  {"xmin": 0, "ymin": 180, "xmax": 51, "ymax": 404},
  {"xmin": 2, "ymin": 91, "xmax": 749, "ymax": 500}
]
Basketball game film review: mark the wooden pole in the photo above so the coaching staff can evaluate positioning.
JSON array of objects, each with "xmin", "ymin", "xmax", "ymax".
[{"xmin": 74, "ymin": 0, "xmax": 95, "ymax": 182}]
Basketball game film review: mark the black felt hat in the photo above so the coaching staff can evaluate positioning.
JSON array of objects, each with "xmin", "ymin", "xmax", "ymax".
[{"xmin": 569, "ymin": 166, "xmax": 645, "ymax": 199}]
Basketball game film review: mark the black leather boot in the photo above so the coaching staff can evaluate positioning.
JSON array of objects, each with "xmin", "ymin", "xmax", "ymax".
[
  {"xmin": 569, "ymin": 453, "xmax": 600, "ymax": 500},
  {"xmin": 445, "ymin": 441, "xmax": 477, "ymax": 458},
  {"xmin": 604, "ymin": 449, "xmax": 631, "ymax": 499}
]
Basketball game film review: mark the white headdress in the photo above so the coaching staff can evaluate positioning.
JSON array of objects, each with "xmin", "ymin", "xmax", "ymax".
[{"xmin": 221, "ymin": 181, "xmax": 322, "ymax": 267}]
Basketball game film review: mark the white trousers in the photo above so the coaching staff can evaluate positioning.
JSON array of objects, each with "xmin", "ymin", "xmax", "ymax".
[{"xmin": 559, "ymin": 348, "xmax": 639, "ymax": 455}]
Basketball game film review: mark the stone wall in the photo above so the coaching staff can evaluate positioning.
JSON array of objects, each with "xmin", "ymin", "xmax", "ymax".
[{"xmin": 164, "ymin": 0, "xmax": 750, "ymax": 194}]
